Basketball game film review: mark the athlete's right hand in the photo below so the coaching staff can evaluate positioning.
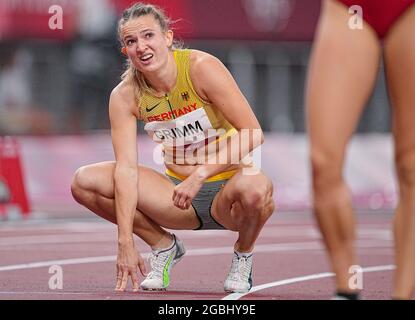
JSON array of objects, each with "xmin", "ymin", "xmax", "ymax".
[{"xmin": 115, "ymin": 243, "xmax": 147, "ymax": 292}]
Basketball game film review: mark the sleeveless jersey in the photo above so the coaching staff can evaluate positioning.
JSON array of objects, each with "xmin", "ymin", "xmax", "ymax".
[{"xmin": 139, "ymin": 49, "xmax": 237, "ymax": 161}]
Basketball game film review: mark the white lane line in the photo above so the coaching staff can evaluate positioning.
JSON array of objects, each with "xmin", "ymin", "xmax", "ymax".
[
  {"xmin": 0, "ymin": 240, "xmax": 393, "ymax": 273},
  {"xmin": 0, "ymin": 256, "xmax": 117, "ymax": 272},
  {"xmin": 0, "ymin": 242, "xmax": 322, "ymax": 272},
  {"xmin": 0, "ymin": 234, "xmax": 116, "ymax": 246},
  {"xmin": 0, "ymin": 230, "xmax": 236, "ymax": 245},
  {"xmin": 0, "ymin": 227, "xmax": 391, "ymax": 246},
  {"xmin": 222, "ymin": 265, "xmax": 396, "ymax": 300},
  {"xmin": 223, "ymin": 272, "xmax": 334, "ymax": 300},
  {"xmin": 0, "ymin": 291, "xmax": 100, "ymax": 296}
]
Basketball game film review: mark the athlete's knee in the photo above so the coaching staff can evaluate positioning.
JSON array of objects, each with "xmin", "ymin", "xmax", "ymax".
[
  {"xmin": 310, "ymin": 148, "xmax": 343, "ymax": 190},
  {"xmin": 238, "ymin": 179, "xmax": 274, "ymax": 219},
  {"xmin": 396, "ymin": 151, "xmax": 415, "ymax": 190},
  {"xmin": 265, "ymin": 195, "xmax": 276, "ymax": 218},
  {"xmin": 71, "ymin": 166, "xmax": 94, "ymax": 203},
  {"xmin": 261, "ymin": 181, "xmax": 275, "ymax": 217}
]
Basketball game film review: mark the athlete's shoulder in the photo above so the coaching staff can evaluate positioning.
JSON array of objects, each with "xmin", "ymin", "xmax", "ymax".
[
  {"xmin": 189, "ymin": 49, "xmax": 223, "ymax": 71},
  {"xmin": 109, "ymin": 80, "xmax": 139, "ymax": 117},
  {"xmin": 188, "ymin": 50, "xmax": 228, "ymax": 92},
  {"xmin": 110, "ymin": 80, "xmax": 137, "ymax": 109},
  {"xmin": 111, "ymin": 80, "xmax": 134, "ymax": 102}
]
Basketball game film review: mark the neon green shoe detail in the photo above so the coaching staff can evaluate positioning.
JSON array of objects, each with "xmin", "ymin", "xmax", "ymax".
[
  {"xmin": 140, "ymin": 234, "xmax": 186, "ymax": 291},
  {"xmin": 162, "ymin": 253, "xmax": 174, "ymax": 287}
]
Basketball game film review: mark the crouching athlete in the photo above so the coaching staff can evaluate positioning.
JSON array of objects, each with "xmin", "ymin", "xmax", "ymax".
[{"xmin": 71, "ymin": 2, "xmax": 275, "ymax": 293}]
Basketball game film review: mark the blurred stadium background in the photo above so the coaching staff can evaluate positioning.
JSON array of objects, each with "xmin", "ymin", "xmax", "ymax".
[{"xmin": 0, "ymin": 0, "xmax": 396, "ymax": 219}]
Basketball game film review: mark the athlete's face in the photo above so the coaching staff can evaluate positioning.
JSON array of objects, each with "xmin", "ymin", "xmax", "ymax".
[{"xmin": 120, "ymin": 15, "xmax": 173, "ymax": 73}]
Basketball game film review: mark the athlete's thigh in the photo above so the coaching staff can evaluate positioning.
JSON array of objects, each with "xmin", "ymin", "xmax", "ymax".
[
  {"xmin": 78, "ymin": 161, "xmax": 199, "ymax": 229},
  {"xmin": 211, "ymin": 170, "xmax": 272, "ymax": 231},
  {"xmin": 384, "ymin": 5, "xmax": 415, "ymax": 156},
  {"xmin": 307, "ymin": 0, "xmax": 382, "ymax": 158},
  {"xmin": 136, "ymin": 165, "xmax": 200, "ymax": 229}
]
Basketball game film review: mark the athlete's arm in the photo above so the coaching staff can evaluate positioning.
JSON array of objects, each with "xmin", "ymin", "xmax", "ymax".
[
  {"xmin": 109, "ymin": 83, "xmax": 146, "ymax": 291},
  {"xmin": 191, "ymin": 50, "xmax": 264, "ymax": 177},
  {"xmin": 172, "ymin": 51, "xmax": 264, "ymax": 210}
]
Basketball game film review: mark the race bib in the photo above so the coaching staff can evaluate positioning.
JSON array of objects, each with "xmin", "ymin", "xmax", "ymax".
[{"xmin": 144, "ymin": 108, "xmax": 218, "ymax": 148}]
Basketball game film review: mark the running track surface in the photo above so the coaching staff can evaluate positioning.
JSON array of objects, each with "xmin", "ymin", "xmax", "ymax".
[{"xmin": 0, "ymin": 210, "xmax": 399, "ymax": 300}]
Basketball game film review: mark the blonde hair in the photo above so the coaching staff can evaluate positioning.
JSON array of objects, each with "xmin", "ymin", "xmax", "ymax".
[{"xmin": 118, "ymin": 2, "xmax": 179, "ymax": 104}]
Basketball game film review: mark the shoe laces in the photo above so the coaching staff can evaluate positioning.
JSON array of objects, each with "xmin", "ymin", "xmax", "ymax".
[
  {"xmin": 228, "ymin": 254, "xmax": 252, "ymax": 282},
  {"xmin": 146, "ymin": 247, "xmax": 174, "ymax": 279}
]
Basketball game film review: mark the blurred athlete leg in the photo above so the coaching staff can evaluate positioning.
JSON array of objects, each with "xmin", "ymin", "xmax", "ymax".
[
  {"xmin": 384, "ymin": 4, "xmax": 415, "ymax": 299},
  {"xmin": 71, "ymin": 161, "xmax": 200, "ymax": 249},
  {"xmin": 306, "ymin": 0, "xmax": 381, "ymax": 293}
]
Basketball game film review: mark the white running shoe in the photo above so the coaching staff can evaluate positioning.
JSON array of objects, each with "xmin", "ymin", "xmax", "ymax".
[
  {"xmin": 224, "ymin": 252, "xmax": 253, "ymax": 293},
  {"xmin": 140, "ymin": 234, "xmax": 186, "ymax": 291}
]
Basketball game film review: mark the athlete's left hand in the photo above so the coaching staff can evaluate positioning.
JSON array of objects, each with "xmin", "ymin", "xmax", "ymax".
[{"xmin": 172, "ymin": 171, "xmax": 205, "ymax": 210}]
